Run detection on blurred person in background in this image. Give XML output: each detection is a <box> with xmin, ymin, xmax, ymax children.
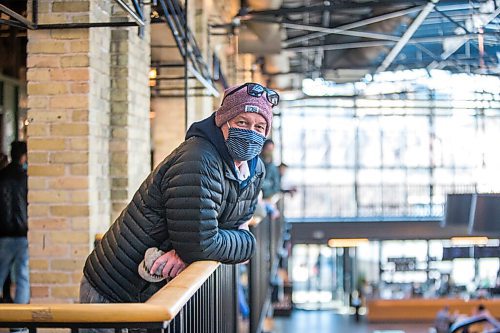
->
<box><xmin>0</xmin><ymin>153</ymin><xmax>8</xmax><ymax>169</ymax></box>
<box><xmin>0</xmin><ymin>141</ymin><xmax>29</xmax><ymax>306</ymax></box>
<box><xmin>260</xmin><ymin>139</ymin><xmax>282</xmax><ymax>220</ymax></box>
<box><xmin>260</xmin><ymin>139</ymin><xmax>281</xmax><ymax>200</ymax></box>
<box><xmin>434</xmin><ymin>306</ymin><xmax>455</xmax><ymax>333</ymax></box>
<box><xmin>277</xmin><ymin>162</ymin><xmax>297</xmax><ymax>196</ymax></box>
<box><xmin>0</xmin><ymin>152</ymin><xmax>12</xmax><ymax>303</ymax></box>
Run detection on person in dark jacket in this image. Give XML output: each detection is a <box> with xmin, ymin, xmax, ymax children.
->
<box><xmin>0</xmin><ymin>141</ymin><xmax>30</xmax><ymax>305</ymax></box>
<box><xmin>260</xmin><ymin>139</ymin><xmax>281</xmax><ymax>200</ymax></box>
<box><xmin>81</xmin><ymin>82</ymin><xmax>279</xmax><ymax>303</ymax></box>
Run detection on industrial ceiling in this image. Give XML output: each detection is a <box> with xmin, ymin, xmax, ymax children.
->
<box><xmin>235</xmin><ymin>0</ymin><xmax>500</xmax><ymax>90</ymax></box>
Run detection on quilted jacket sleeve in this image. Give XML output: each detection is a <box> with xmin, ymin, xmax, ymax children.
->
<box><xmin>163</xmin><ymin>146</ymin><xmax>256</xmax><ymax>264</ymax></box>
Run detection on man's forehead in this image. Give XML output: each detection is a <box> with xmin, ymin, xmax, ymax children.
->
<box><xmin>234</xmin><ymin>113</ymin><xmax>266</xmax><ymax>123</ymax></box>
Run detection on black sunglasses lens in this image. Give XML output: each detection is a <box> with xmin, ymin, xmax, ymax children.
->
<box><xmin>267</xmin><ymin>91</ymin><xmax>279</xmax><ymax>105</ymax></box>
<box><xmin>247</xmin><ymin>83</ymin><xmax>265</xmax><ymax>96</ymax></box>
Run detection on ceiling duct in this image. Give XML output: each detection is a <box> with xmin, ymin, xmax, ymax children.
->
<box><xmin>264</xmin><ymin>53</ymin><xmax>299</xmax><ymax>90</ymax></box>
<box><xmin>238</xmin><ymin>0</ymin><xmax>283</xmax><ymax>55</ymax></box>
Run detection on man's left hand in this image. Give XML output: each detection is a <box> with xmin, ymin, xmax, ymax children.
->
<box><xmin>150</xmin><ymin>249</ymin><xmax>187</xmax><ymax>279</ymax></box>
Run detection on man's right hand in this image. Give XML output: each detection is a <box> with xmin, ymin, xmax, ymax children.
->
<box><xmin>150</xmin><ymin>249</ymin><xmax>187</xmax><ymax>279</ymax></box>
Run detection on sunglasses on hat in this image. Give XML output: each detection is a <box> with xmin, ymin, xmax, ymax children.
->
<box><xmin>221</xmin><ymin>82</ymin><xmax>280</xmax><ymax>107</ymax></box>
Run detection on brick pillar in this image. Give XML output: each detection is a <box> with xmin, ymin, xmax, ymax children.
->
<box><xmin>151</xmin><ymin>97</ymin><xmax>185</xmax><ymax>167</ymax></box>
<box><xmin>109</xmin><ymin>15</ymin><xmax>151</xmax><ymax>221</ymax></box>
<box><xmin>27</xmin><ymin>1</ymin><xmax>151</xmax><ymax>302</ymax></box>
<box><xmin>26</xmin><ymin>0</ymin><xmax>112</xmax><ymax>303</ymax></box>
<box><xmin>192</xmin><ymin>0</ymin><xmax>215</xmax><ymax>123</ymax></box>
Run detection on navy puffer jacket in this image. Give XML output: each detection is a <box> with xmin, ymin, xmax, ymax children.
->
<box><xmin>83</xmin><ymin>113</ymin><xmax>264</xmax><ymax>302</ymax></box>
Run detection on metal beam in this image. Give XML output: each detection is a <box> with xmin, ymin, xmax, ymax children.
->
<box><xmin>0</xmin><ymin>0</ymin><xmax>146</xmax><ymax>30</ymax></box>
<box><xmin>434</xmin><ymin>7</ymin><xmax>470</xmax><ymax>33</ymax></box>
<box><xmin>0</xmin><ymin>18</ymin><xmax>28</xmax><ymax>30</ymax></box>
<box><xmin>284</xmin><ymin>5</ymin><xmax>425</xmax><ymax>47</ymax></box>
<box><xmin>36</xmin><ymin>21</ymin><xmax>141</xmax><ymax>29</ymax></box>
<box><xmin>281</xmin><ymin>21</ymin><xmax>400</xmax><ymax>42</ymax></box>
<box><xmin>284</xmin><ymin>33</ymin><xmax>493</xmax><ymax>52</ymax></box>
<box><xmin>114</xmin><ymin>0</ymin><xmax>145</xmax><ymax>27</ymax></box>
<box><xmin>187</xmin><ymin>62</ymin><xmax>219</xmax><ymax>97</ymax></box>
<box><xmin>245</xmin><ymin>0</ymin><xmax>460</xmax><ymax>16</ymax></box>
<box><xmin>0</xmin><ymin>4</ymin><xmax>35</xmax><ymax>29</ymax></box>
<box><xmin>430</xmin><ymin>6</ymin><xmax>500</xmax><ymax>66</ymax></box>
<box><xmin>376</xmin><ymin>1</ymin><xmax>438</xmax><ymax>73</ymax></box>
<box><xmin>242</xmin><ymin>16</ymin><xmax>400</xmax><ymax>41</ymax></box>
<box><xmin>287</xmin><ymin>40</ymin><xmax>392</xmax><ymax>52</ymax></box>
<box><xmin>156</xmin><ymin>0</ymin><xmax>219</xmax><ymax>98</ymax></box>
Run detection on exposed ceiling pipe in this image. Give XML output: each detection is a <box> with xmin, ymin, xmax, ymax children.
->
<box><xmin>376</xmin><ymin>0</ymin><xmax>439</xmax><ymax>73</ymax></box>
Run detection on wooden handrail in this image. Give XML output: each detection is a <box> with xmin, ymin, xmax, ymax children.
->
<box><xmin>0</xmin><ymin>261</ymin><xmax>219</xmax><ymax>324</ymax></box>
<box><xmin>147</xmin><ymin>260</ymin><xmax>220</xmax><ymax>317</ymax></box>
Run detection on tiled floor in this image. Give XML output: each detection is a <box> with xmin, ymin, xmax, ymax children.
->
<box><xmin>272</xmin><ymin>309</ymin><xmax>433</xmax><ymax>333</ymax></box>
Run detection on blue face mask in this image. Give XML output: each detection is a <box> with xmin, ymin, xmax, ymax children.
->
<box><xmin>22</xmin><ymin>162</ymin><xmax>28</xmax><ymax>171</ymax></box>
<box><xmin>225</xmin><ymin>125</ymin><xmax>266</xmax><ymax>161</ymax></box>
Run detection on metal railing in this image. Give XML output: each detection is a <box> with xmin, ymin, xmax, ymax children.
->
<box><xmin>0</xmin><ymin>261</ymin><xmax>238</xmax><ymax>333</ymax></box>
<box><xmin>249</xmin><ymin>214</ymin><xmax>286</xmax><ymax>333</ymax></box>
<box><xmin>285</xmin><ymin>184</ymin><xmax>481</xmax><ymax>218</ymax></box>
<box><xmin>0</xmin><ymin>215</ymin><xmax>284</xmax><ymax>333</ymax></box>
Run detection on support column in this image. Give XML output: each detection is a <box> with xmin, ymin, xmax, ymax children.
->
<box><xmin>191</xmin><ymin>0</ymin><xmax>214</xmax><ymax>123</ymax></box>
<box><xmin>109</xmin><ymin>17</ymin><xmax>151</xmax><ymax>221</ymax></box>
<box><xmin>27</xmin><ymin>0</ymin><xmax>111</xmax><ymax>302</ymax></box>
<box><xmin>151</xmin><ymin>97</ymin><xmax>184</xmax><ymax>167</ymax></box>
<box><xmin>26</xmin><ymin>0</ymin><xmax>150</xmax><ymax>303</ymax></box>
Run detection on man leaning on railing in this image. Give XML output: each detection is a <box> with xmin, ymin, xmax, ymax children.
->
<box><xmin>81</xmin><ymin>83</ymin><xmax>279</xmax><ymax>305</ymax></box>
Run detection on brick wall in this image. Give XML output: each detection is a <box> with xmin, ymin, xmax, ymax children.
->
<box><xmin>126</xmin><ymin>19</ymin><xmax>151</xmax><ymax>194</ymax></box>
<box><xmin>151</xmin><ymin>97</ymin><xmax>185</xmax><ymax>167</ymax></box>
<box><xmin>109</xmin><ymin>12</ymin><xmax>151</xmax><ymax>220</ymax></box>
<box><xmin>88</xmin><ymin>0</ymin><xmax>111</xmax><ymax>240</ymax></box>
<box><xmin>109</xmin><ymin>29</ymin><xmax>129</xmax><ymax>221</ymax></box>
<box><xmin>27</xmin><ymin>0</ymin><xmax>97</xmax><ymax>302</ymax></box>
<box><xmin>26</xmin><ymin>0</ymin><xmax>150</xmax><ymax>303</ymax></box>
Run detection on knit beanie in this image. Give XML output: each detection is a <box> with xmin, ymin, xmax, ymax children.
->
<box><xmin>215</xmin><ymin>84</ymin><xmax>273</xmax><ymax>135</ymax></box>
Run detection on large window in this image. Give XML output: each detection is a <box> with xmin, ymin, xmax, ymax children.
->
<box><xmin>278</xmin><ymin>72</ymin><xmax>500</xmax><ymax>218</ymax></box>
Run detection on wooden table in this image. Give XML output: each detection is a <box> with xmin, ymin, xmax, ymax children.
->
<box><xmin>367</xmin><ymin>298</ymin><xmax>500</xmax><ymax>322</ymax></box>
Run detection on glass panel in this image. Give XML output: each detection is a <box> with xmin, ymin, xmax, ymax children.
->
<box><xmin>304</xmin><ymin>129</ymin><xmax>329</xmax><ymax>168</ymax></box>
<box><xmin>404</xmin><ymin>117</ymin><xmax>429</xmax><ymax>168</ymax></box>
<box><xmin>451</xmin><ymin>259</ymin><xmax>475</xmax><ymax>286</ymax></box>
<box><xmin>434</xmin><ymin>115</ymin><xmax>479</xmax><ymax>168</ymax></box>
<box><xmin>329</xmin><ymin>117</ymin><xmax>356</xmax><ymax>168</ymax></box>
<box><xmin>358</xmin><ymin>117</ymin><xmax>381</xmax><ymax>168</ymax></box>
<box><xmin>478</xmin><ymin>258</ymin><xmax>500</xmax><ymax>288</ymax></box>
<box><xmin>381</xmin><ymin>116</ymin><xmax>407</xmax><ymax>167</ymax></box>
<box><xmin>279</xmin><ymin>82</ymin><xmax>500</xmax><ymax>218</ymax></box>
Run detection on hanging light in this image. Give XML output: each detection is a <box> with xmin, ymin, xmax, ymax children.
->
<box><xmin>149</xmin><ymin>68</ymin><xmax>157</xmax><ymax>87</ymax></box>
<box><xmin>450</xmin><ymin>237</ymin><xmax>488</xmax><ymax>246</ymax></box>
<box><xmin>327</xmin><ymin>238</ymin><xmax>369</xmax><ymax>248</ymax></box>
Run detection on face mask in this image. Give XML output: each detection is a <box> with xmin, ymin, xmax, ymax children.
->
<box><xmin>225</xmin><ymin>124</ymin><xmax>266</xmax><ymax>161</ymax></box>
<box><xmin>22</xmin><ymin>162</ymin><xmax>28</xmax><ymax>171</ymax></box>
